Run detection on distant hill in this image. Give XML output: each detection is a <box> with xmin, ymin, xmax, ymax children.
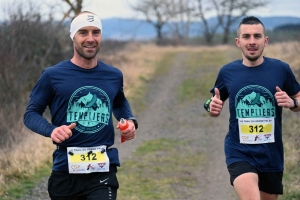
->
<box><xmin>101</xmin><ymin>16</ymin><xmax>300</xmax><ymax>40</ymax></box>
<box><xmin>274</xmin><ymin>24</ymin><xmax>300</xmax><ymax>31</ymax></box>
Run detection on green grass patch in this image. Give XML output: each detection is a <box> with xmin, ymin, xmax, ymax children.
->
<box><xmin>117</xmin><ymin>138</ymin><xmax>206</xmax><ymax>200</ymax></box>
<box><xmin>154</xmin><ymin>52</ymin><xmax>177</xmax><ymax>76</ymax></box>
<box><xmin>0</xmin><ymin>160</ymin><xmax>52</xmax><ymax>200</ymax></box>
<box><xmin>177</xmin><ymin>50</ymin><xmax>229</xmax><ymax>102</ymax></box>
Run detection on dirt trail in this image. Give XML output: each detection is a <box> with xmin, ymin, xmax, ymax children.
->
<box><xmin>120</xmin><ymin>52</ymin><xmax>237</xmax><ymax>199</ymax></box>
<box><xmin>19</xmin><ymin>52</ymin><xmax>237</xmax><ymax>200</ymax></box>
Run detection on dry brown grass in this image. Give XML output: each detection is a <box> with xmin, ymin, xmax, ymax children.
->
<box><xmin>0</xmin><ymin>129</ymin><xmax>54</xmax><ymax>194</ymax></box>
<box><xmin>1</xmin><ymin>41</ymin><xmax>299</xmax><ymax>195</ymax></box>
<box><xmin>99</xmin><ymin>43</ymin><xmax>215</xmax><ymax>96</ymax></box>
<box><xmin>265</xmin><ymin>41</ymin><xmax>300</xmax><ymax>70</ymax></box>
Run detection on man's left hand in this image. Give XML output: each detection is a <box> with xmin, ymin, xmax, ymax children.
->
<box><xmin>116</xmin><ymin>120</ymin><xmax>136</xmax><ymax>141</ymax></box>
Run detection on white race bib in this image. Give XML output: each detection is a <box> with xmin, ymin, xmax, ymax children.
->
<box><xmin>238</xmin><ymin>117</ymin><xmax>275</xmax><ymax>144</ymax></box>
<box><xmin>67</xmin><ymin>145</ymin><xmax>110</xmax><ymax>174</ymax></box>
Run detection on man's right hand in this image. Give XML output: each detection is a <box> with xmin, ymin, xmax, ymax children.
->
<box><xmin>209</xmin><ymin>88</ymin><xmax>223</xmax><ymax>116</ymax></box>
<box><xmin>51</xmin><ymin>123</ymin><xmax>76</xmax><ymax>143</ymax></box>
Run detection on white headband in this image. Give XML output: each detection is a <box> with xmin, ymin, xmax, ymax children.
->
<box><xmin>70</xmin><ymin>13</ymin><xmax>102</xmax><ymax>39</ymax></box>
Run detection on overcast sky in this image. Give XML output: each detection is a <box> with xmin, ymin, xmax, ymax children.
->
<box><xmin>0</xmin><ymin>0</ymin><xmax>299</xmax><ymax>20</ymax></box>
<box><xmin>67</xmin><ymin>0</ymin><xmax>300</xmax><ymax>19</ymax></box>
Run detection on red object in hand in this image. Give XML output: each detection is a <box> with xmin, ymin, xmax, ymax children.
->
<box><xmin>119</xmin><ymin>118</ymin><xmax>129</xmax><ymax>143</ymax></box>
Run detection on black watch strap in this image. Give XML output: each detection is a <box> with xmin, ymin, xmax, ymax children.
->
<box><xmin>290</xmin><ymin>97</ymin><xmax>298</xmax><ymax>110</ymax></box>
<box><xmin>127</xmin><ymin>117</ymin><xmax>138</xmax><ymax>129</ymax></box>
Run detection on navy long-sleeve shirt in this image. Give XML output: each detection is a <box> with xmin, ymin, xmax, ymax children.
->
<box><xmin>24</xmin><ymin>60</ymin><xmax>134</xmax><ymax>171</ymax></box>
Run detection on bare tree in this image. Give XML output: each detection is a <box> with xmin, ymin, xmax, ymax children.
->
<box><xmin>194</xmin><ymin>0</ymin><xmax>220</xmax><ymax>45</ymax></box>
<box><xmin>0</xmin><ymin>1</ymin><xmax>69</xmax><ymax>147</ymax></box>
<box><xmin>130</xmin><ymin>0</ymin><xmax>181</xmax><ymax>44</ymax></box>
<box><xmin>167</xmin><ymin>0</ymin><xmax>194</xmax><ymax>45</ymax></box>
<box><xmin>192</xmin><ymin>0</ymin><xmax>269</xmax><ymax>44</ymax></box>
<box><xmin>212</xmin><ymin>0</ymin><xmax>269</xmax><ymax>44</ymax></box>
<box><xmin>59</xmin><ymin>0</ymin><xmax>84</xmax><ymax>25</ymax></box>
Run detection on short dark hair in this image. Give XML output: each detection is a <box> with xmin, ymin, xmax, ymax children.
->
<box><xmin>237</xmin><ymin>16</ymin><xmax>266</xmax><ymax>36</ymax></box>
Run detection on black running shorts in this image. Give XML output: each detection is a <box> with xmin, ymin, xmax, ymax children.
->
<box><xmin>227</xmin><ymin>162</ymin><xmax>283</xmax><ymax>194</ymax></box>
<box><xmin>48</xmin><ymin>165</ymin><xmax>119</xmax><ymax>200</ymax></box>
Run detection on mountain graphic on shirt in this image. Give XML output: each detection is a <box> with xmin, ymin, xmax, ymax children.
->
<box><xmin>67</xmin><ymin>92</ymin><xmax>109</xmax><ymax>127</ymax></box>
<box><xmin>235</xmin><ymin>85</ymin><xmax>276</xmax><ymax>118</ymax></box>
<box><xmin>67</xmin><ymin>86</ymin><xmax>111</xmax><ymax>133</ymax></box>
<box><xmin>242</xmin><ymin>92</ymin><xmax>263</xmax><ymax>107</ymax></box>
<box><xmin>237</xmin><ymin>91</ymin><xmax>273</xmax><ymax>108</ymax></box>
<box><xmin>69</xmin><ymin>92</ymin><xmax>109</xmax><ymax>114</ymax></box>
<box><xmin>77</xmin><ymin>92</ymin><xmax>100</xmax><ymax>111</ymax></box>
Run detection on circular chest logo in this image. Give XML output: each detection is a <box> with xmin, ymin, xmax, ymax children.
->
<box><xmin>67</xmin><ymin>86</ymin><xmax>110</xmax><ymax>134</ymax></box>
<box><xmin>235</xmin><ymin>85</ymin><xmax>276</xmax><ymax>118</ymax></box>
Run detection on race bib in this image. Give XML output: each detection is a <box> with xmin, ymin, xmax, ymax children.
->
<box><xmin>67</xmin><ymin>145</ymin><xmax>110</xmax><ymax>174</ymax></box>
<box><xmin>238</xmin><ymin>118</ymin><xmax>275</xmax><ymax>144</ymax></box>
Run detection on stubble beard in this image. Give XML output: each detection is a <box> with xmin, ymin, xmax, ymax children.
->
<box><xmin>245</xmin><ymin>54</ymin><xmax>260</xmax><ymax>62</ymax></box>
<box><xmin>75</xmin><ymin>45</ymin><xmax>100</xmax><ymax>60</ymax></box>
<box><xmin>243</xmin><ymin>48</ymin><xmax>264</xmax><ymax>62</ymax></box>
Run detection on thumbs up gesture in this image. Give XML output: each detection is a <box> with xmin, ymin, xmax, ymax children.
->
<box><xmin>210</xmin><ymin>88</ymin><xmax>224</xmax><ymax>116</ymax></box>
<box><xmin>274</xmin><ymin>86</ymin><xmax>294</xmax><ymax>108</ymax></box>
<box><xmin>51</xmin><ymin>123</ymin><xmax>76</xmax><ymax>143</ymax></box>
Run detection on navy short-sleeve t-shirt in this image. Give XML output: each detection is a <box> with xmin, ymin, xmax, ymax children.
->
<box><xmin>210</xmin><ymin>57</ymin><xmax>300</xmax><ymax>172</ymax></box>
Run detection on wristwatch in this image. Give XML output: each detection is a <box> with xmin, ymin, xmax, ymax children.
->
<box><xmin>290</xmin><ymin>97</ymin><xmax>298</xmax><ymax>110</ymax></box>
<box><xmin>204</xmin><ymin>98</ymin><xmax>212</xmax><ymax>112</ymax></box>
<box><xmin>127</xmin><ymin>117</ymin><xmax>138</xmax><ymax>129</ymax></box>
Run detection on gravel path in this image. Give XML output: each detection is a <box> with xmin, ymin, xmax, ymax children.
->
<box><xmin>19</xmin><ymin>52</ymin><xmax>237</xmax><ymax>200</ymax></box>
